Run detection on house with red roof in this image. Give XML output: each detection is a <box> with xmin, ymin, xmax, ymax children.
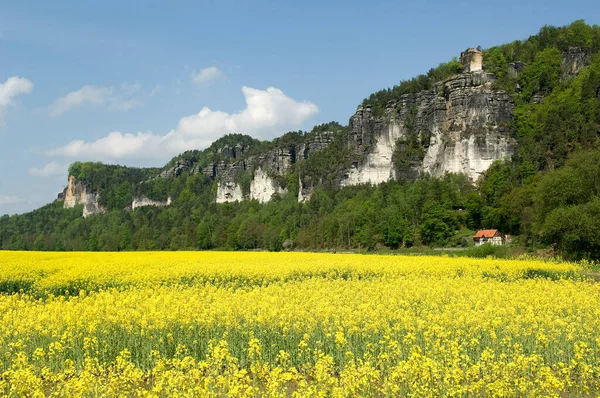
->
<box><xmin>473</xmin><ymin>229</ymin><xmax>505</xmax><ymax>246</ymax></box>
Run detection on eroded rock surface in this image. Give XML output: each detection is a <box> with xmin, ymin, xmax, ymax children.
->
<box><xmin>250</xmin><ymin>168</ymin><xmax>287</xmax><ymax>203</ymax></box>
<box><xmin>132</xmin><ymin>196</ymin><xmax>171</xmax><ymax>210</ymax></box>
<box><xmin>62</xmin><ymin>176</ymin><xmax>107</xmax><ymax>218</ymax></box>
<box><xmin>58</xmin><ymin>48</ymin><xmax>534</xmax><ymax>210</ymax></box>
<box><xmin>562</xmin><ymin>47</ymin><xmax>589</xmax><ymax>80</ymax></box>
<box><xmin>345</xmin><ymin>70</ymin><xmax>515</xmax><ymax>184</ymax></box>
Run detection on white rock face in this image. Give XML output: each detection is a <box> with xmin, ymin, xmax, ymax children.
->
<box><xmin>298</xmin><ymin>176</ymin><xmax>311</xmax><ymax>202</ymax></box>
<box><xmin>344</xmin><ymin>69</ymin><xmax>515</xmax><ymax>189</ymax></box>
<box><xmin>422</xmin><ymin>132</ymin><xmax>511</xmax><ymax>181</ymax></box>
<box><xmin>63</xmin><ymin>176</ymin><xmax>107</xmax><ymax>218</ymax></box>
<box><xmin>347</xmin><ymin>120</ymin><xmax>512</xmax><ymax>186</ymax></box>
<box><xmin>250</xmin><ymin>168</ymin><xmax>286</xmax><ymax>203</ymax></box>
<box><xmin>62</xmin><ymin>176</ymin><xmax>78</xmax><ymax>209</ymax></box>
<box><xmin>132</xmin><ymin>196</ymin><xmax>171</xmax><ymax>210</ymax></box>
<box><xmin>216</xmin><ymin>181</ymin><xmax>244</xmax><ymax>203</ymax></box>
<box><xmin>341</xmin><ymin>120</ymin><xmax>403</xmax><ymax>187</ymax></box>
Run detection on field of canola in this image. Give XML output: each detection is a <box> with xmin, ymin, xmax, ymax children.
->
<box><xmin>0</xmin><ymin>251</ymin><xmax>598</xmax><ymax>397</ymax></box>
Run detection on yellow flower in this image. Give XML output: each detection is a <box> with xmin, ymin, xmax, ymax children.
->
<box><xmin>0</xmin><ymin>251</ymin><xmax>596</xmax><ymax>396</ymax></box>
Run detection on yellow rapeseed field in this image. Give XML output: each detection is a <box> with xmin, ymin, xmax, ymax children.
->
<box><xmin>0</xmin><ymin>251</ymin><xmax>598</xmax><ymax>397</ymax></box>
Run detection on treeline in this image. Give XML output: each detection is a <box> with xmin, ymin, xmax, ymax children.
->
<box><xmin>478</xmin><ymin>149</ymin><xmax>600</xmax><ymax>260</ymax></box>
<box><xmin>5</xmin><ymin>148</ymin><xmax>600</xmax><ymax>259</ymax></box>
<box><xmin>0</xmin><ymin>174</ymin><xmax>476</xmax><ymax>252</ymax></box>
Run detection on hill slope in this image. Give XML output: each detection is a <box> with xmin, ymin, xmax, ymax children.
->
<box><xmin>2</xmin><ymin>20</ymin><xmax>600</xmax><ymax>259</ymax></box>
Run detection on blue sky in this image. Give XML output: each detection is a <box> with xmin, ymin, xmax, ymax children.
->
<box><xmin>1</xmin><ymin>0</ymin><xmax>599</xmax><ymax>215</ymax></box>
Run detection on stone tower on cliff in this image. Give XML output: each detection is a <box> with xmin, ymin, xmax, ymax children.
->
<box><xmin>460</xmin><ymin>48</ymin><xmax>483</xmax><ymax>73</ymax></box>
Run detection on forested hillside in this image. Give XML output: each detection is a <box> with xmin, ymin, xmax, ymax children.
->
<box><xmin>2</xmin><ymin>21</ymin><xmax>600</xmax><ymax>259</ymax></box>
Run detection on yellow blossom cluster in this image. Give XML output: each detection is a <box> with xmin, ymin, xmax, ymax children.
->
<box><xmin>0</xmin><ymin>251</ymin><xmax>597</xmax><ymax>396</ymax></box>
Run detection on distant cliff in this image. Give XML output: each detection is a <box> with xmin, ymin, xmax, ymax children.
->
<box><xmin>60</xmin><ymin>176</ymin><xmax>106</xmax><ymax>218</ymax></box>
<box><xmin>155</xmin><ymin>49</ymin><xmax>513</xmax><ymax>207</ymax></box>
<box><xmin>56</xmin><ymin>42</ymin><xmax>591</xmax><ymax>216</ymax></box>
<box><xmin>343</xmin><ymin>52</ymin><xmax>515</xmax><ymax>186</ymax></box>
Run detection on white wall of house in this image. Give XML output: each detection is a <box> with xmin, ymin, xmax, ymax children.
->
<box><xmin>474</xmin><ymin>236</ymin><xmax>504</xmax><ymax>246</ymax></box>
<box><xmin>491</xmin><ymin>236</ymin><xmax>503</xmax><ymax>246</ymax></box>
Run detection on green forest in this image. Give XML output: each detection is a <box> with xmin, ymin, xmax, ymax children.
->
<box><xmin>2</xmin><ymin>21</ymin><xmax>600</xmax><ymax>260</ymax></box>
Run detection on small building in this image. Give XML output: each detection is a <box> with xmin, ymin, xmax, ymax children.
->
<box><xmin>473</xmin><ymin>229</ymin><xmax>505</xmax><ymax>246</ymax></box>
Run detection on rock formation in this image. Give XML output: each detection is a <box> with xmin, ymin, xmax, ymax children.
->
<box><xmin>341</xmin><ymin>109</ymin><xmax>402</xmax><ymax>186</ymax></box>
<box><xmin>58</xmin><ymin>47</ymin><xmax>542</xmax><ymax>213</ymax></box>
<box><xmin>341</xmin><ymin>65</ymin><xmax>515</xmax><ymax>187</ymax></box>
<box><xmin>561</xmin><ymin>47</ymin><xmax>589</xmax><ymax>80</ymax></box>
<box><xmin>63</xmin><ymin>47</ymin><xmax>517</xmax><ymax>214</ymax></box>
<box><xmin>131</xmin><ymin>196</ymin><xmax>172</xmax><ymax>210</ymax></box>
<box><xmin>159</xmin><ymin>158</ymin><xmax>200</xmax><ymax>178</ymax></box>
<box><xmin>508</xmin><ymin>61</ymin><xmax>525</xmax><ymax>79</ymax></box>
<box><xmin>298</xmin><ymin>131</ymin><xmax>334</xmax><ymax>159</ymax></box>
<box><xmin>61</xmin><ymin>177</ymin><xmax>174</xmax><ymax>216</ymax></box>
<box><xmin>250</xmin><ymin>168</ymin><xmax>287</xmax><ymax>203</ymax></box>
<box><xmin>216</xmin><ymin>180</ymin><xmax>244</xmax><ymax>203</ymax></box>
<box><xmin>460</xmin><ymin>48</ymin><xmax>483</xmax><ymax>73</ymax></box>
<box><xmin>215</xmin><ymin>161</ymin><xmax>246</xmax><ymax>203</ymax></box>
<box><xmin>215</xmin><ymin>147</ymin><xmax>293</xmax><ymax>203</ymax></box>
<box><xmin>61</xmin><ymin>176</ymin><xmax>107</xmax><ymax>218</ymax></box>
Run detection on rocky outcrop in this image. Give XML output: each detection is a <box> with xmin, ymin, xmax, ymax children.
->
<box><xmin>218</xmin><ymin>144</ymin><xmax>245</xmax><ymax>160</ymax></box>
<box><xmin>422</xmin><ymin>73</ymin><xmax>515</xmax><ymax>180</ymax></box>
<box><xmin>561</xmin><ymin>47</ymin><xmax>589</xmax><ymax>81</ymax></box>
<box><xmin>58</xmin><ymin>48</ymin><xmax>521</xmax><ymax>210</ymax></box>
<box><xmin>215</xmin><ymin>161</ymin><xmax>246</xmax><ymax>203</ymax></box>
<box><xmin>215</xmin><ymin>147</ymin><xmax>293</xmax><ymax>203</ymax></box>
<box><xmin>341</xmin><ymin>112</ymin><xmax>401</xmax><ymax>186</ymax></box>
<box><xmin>216</xmin><ymin>181</ymin><xmax>244</xmax><ymax>203</ymax></box>
<box><xmin>159</xmin><ymin>158</ymin><xmax>200</xmax><ymax>178</ymax></box>
<box><xmin>344</xmin><ymin>68</ymin><xmax>515</xmax><ymax>184</ymax></box>
<box><xmin>298</xmin><ymin>176</ymin><xmax>318</xmax><ymax>202</ymax></box>
<box><xmin>298</xmin><ymin>131</ymin><xmax>334</xmax><ymax>159</ymax></box>
<box><xmin>250</xmin><ymin>168</ymin><xmax>287</xmax><ymax>203</ymax></box>
<box><xmin>132</xmin><ymin>196</ymin><xmax>171</xmax><ymax>210</ymax></box>
<box><xmin>62</xmin><ymin>176</ymin><xmax>107</xmax><ymax>218</ymax></box>
<box><xmin>508</xmin><ymin>61</ymin><xmax>525</xmax><ymax>79</ymax></box>
<box><xmin>461</xmin><ymin>48</ymin><xmax>483</xmax><ymax>73</ymax></box>
<box><xmin>256</xmin><ymin>147</ymin><xmax>294</xmax><ymax>174</ymax></box>
<box><xmin>246</xmin><ymin>148</ymin><xmax>293</xmax><ymax>203</ymax></box>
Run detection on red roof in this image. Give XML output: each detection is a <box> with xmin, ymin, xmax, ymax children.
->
<box><xmin>473</xmin><ymin>229</ymin><xmax>500</xmax><ymax>238</ymax></box>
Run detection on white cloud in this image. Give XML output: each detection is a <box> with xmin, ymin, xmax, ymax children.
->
<box><xmin>0</xmin><ymin>194</ymin><xmax>21</xmax><ymax>205</ymax></box>
<box><xmin>178</xmin><ymin>87</ymin><xmax>318</xmax><ymax>137</ymax></box>
<box><xmin>192</xmin><ymin>66</ymin><xmax>222</xmax><ymax>85</ymax></box>
<box><xmin>46</xmin><ymin>86</ymin><xmax>318</xmax><ymax>162</ymax></box>
<box><xmin>29</xmin><ymin>161</ymin><xmax>67</xmax><ymax>177</ymax></box>
<box><xmin>0</xmin><ymin>76</ymin><xmax>33</xmax><ymax>125</ymax></box>
<box><xmin>47</xmin><ymin>131</ymin><xmax>173</xmax><ymax>160</ymax></box>
<box><xmin>48</xmin><ymin>83</ymin><xmax>142</xmax><ymax>116</ymax></box>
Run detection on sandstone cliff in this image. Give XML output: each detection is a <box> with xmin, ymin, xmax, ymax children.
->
<box><xmin>62</xmin><ymin>176</ymin><xmax>107</xmax><ymax>218</ymax></box>
<box><xmin>60</xmin><ymin>48</ymin><xmax>519</xmax><ymax>215</ymax></box>
<box><xmin>340</xmin><ymin>50</ymin><xmax>515</xmax><ymax>188</ymax></box>
<box><xmin>131</xmin><ymin>196</ymin><xmax>171</xmax><ymax>210</ymax></box>
<box><xmin>215</xmin><ymin>146</ymin><xmax>295</xmax><ymax>203</ymax></box>
<box><xmin>561</xmin><ymin>46</ymin><xmax>590</xmax><ymax>80</ymax></box>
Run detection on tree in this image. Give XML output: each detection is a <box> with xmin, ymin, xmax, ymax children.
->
<box><xmin>420</xmin><ymin>202</ymin><xmax>458</xmax><ymax>246</ymax></box>
<box><xmin>197</xmin><ymin>220</ymin><xmax>213</xmax><ymax>250</ymax></box>
<box><xmin>519</xmin><ymin>47</ymin><xmax>562</xmax><ymax>101</ymax></box>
